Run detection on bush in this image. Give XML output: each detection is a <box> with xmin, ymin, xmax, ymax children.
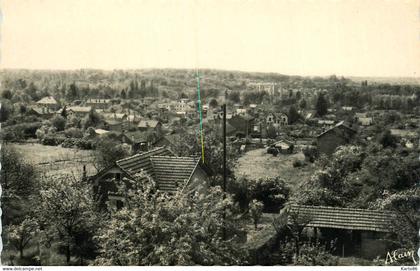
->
<box><xmin>41</xmin><ymin>135</ymin><xmax>65</xmax><ymax>146</ymax></box>
<box><xmin>303</xmin><ymin>146</ymin><xmax>319</xmax><ymax>163</ymax></box>
<box><xmin>0</xmin><ymin>122</ymin><xmax>42</xmax><ymax>141</ymax></box>
<box><xmin>51</xmin><ymin>115</ymin><xmax>66</xmax><ymax>131</ymax></box>
<box><xmin>64</xmin><ymin>128</ymin><xmax>83</xmax><ymax>138</ymax></box>
<box><xmin>61</xmin><ymin>138</ymin><xmax>95</xmax><ymax>150</ymax></box>
<box><xmin>296</xmin><ymin>241</ymin><xmax>339</xmax><ymax>266</ymax></box>
<box><xmin>249</xmin><ymin>200</ymin><xmax>264</xmax><ymax>229</ymax></box>
<box><xmin>229</xmin><ymin>177</ymin><xmax>290</xmax><ymax>212</ymax></box>
<box><xmin>293</xmin><ymin>159</ymin><xmax>306</xmax><ymax>168</ymax></box>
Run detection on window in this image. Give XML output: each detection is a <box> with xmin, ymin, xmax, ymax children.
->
<box><xmin>115</xmin><ymin>173</ymin><xmax>121</xmax><ymax>181</ymax></box>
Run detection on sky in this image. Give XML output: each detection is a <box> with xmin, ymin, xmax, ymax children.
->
<box><xmin>1</xmin><ymin>0</ymin><xmax>419</xmax><ymax>77</ymax></box>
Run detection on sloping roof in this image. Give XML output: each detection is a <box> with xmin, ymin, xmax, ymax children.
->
<box><xmin>317</xmin><ymin>121</ymin><xmax>356</xmax><ymax>138</ymax></box>
<box><xmin>150</xmin><ymin>156</ymin><xmax>200</xmax><ymax>192</ymax></box>
<box><xmin>94</xmin><ymin>129</ymin><xmax>109</xmax><ymax>135</ymax></box>
<box><xmin>116</xmin><ymin>147</ymin><xmax>174</xmax><ymax>176</ymax></box>
<box><xmin>36</xmin><ymin>96</ymin><xmax>57</xmax><ymax>105</ymax></box>
<box><xmin>67</xmin><ymin>106</ymin><xmax>92</xmax><ymax>113</ymax></box>
<box><xmin>138</xmin><ymin>119</ymin><xmax>160</xmax><ymax>128</ymax></box>
<box><xmin>29</xmin><ymin>106</ymin><xmax>53</xmax><ymax>115</ymax></box>
<box><xmin>288</xmin><ymin>205</ymin><xmax>395</xmax><ymax>232</ymax></box>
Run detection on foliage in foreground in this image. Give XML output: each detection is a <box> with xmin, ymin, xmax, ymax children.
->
<box><xmin>94</xmin><ymin>178</ymin><xmax>247</xmax><ymax>265</ymax></box>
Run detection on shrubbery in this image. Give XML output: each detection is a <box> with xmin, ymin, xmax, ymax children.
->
<box><xmin>61</xmin><ymin>138</ymin><xmax>95</xmax><ymax>150</ymax></box>
<box><xmin>303</xmin><ymin>146</ymin><xmax>319</xmax><ymax>163</ymax></box>
<box><xmin>41</xmin><ymin>135</ymin><xmax>66</xmax><ymax>146</ymax></box>
<box><xmin>229</xmin><ymin>177</ymin><xmax>290</xmax><ymax>212</ymax></box>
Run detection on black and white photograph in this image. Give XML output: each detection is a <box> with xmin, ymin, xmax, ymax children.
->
<box><xmin>0</xmin><ymin>0</ymin><xmax>419</xmax><ymax>269</ymax></box>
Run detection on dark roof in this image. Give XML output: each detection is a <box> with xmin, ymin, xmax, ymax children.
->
<box><xmin>288</xmin><ymin>205</ymin><xmax>395</xmax><ymax>232</ymax></box>
<box><xmin>317</xmin><ymin>121</ymin><xmax>356</xmax><ymax>138</ymax></box>
<box><xmin>150</xmin><ymin>156</ymin><xmax>200</xmax><ymax>192</ymax></box>
<box><xmin>116</xmin><ymin>147</ymin><xmax>174</xmax><ymax>176</ymax></box>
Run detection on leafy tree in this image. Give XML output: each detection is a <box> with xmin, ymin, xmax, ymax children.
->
<box><xmin>229</xmin><ymin>177</ymin><xmax>289</xmax><ymax>212</ymax></box>
<box><xmin>2</xmin><ymin>89</ymin><xmax>13</xmax><ymax>99</ymax></box>
<box><xmin>179</xmin><ymin>92</ymin><xmax>188</xmax><ymax>99</ymax></box>
<box><xmin>6</xmin><ymin>217</ymin><xmax>39</xmax><ymax>258</ymax></box>
<box><xmin>94</xmin><ymin>178</ymin><xmax>247</xmax><ymax>265</ymax></box>
<box><xmin>51</xmin><ymin>115</ymin><xmax>66</xmax><ymax>131</ymax></box>
<box><xmin>66</xmin><ymin>82</ymin><xmax>79</xmax><ymax>101</ymax></box>
<box><xmin>60</xmin><ymin>105</ymin><xmax>68</xmax><ymax>119</ymax></box>
<box><xmin>228</xmin><ymin>91</ymin><xmax>240</xmax><ymax>103</ymax></box>
<box><xmin>95</xmin><ymin>137</ymin><xmax>129</xmax><ymax>169</ymax></box>
<box><xmin>37</xmin><ymin>175</ymin><xmax>99</xmax><ymax>264</ymax></box>
<box><xmin>209</xmin><ymin>98</ymin><xmax>218</xmax><ymax>108</ymax></box>
<box><xmin>373</xmin><ymin>189</ymin><xmax>419</xmax><ymax>251</ymax></box>
<box><xmin>120</xmin><ymin>89</ymin><xmax>127</xmax><ymax>99</ymax></box>
<box><xmin>296</xmin><ymin>146</ymin><xmax>364</xmax><ymax>207</ymax></box>
<box><xmin>315</xmin><ymin>93</ymin><xmax>328</xmax><ymax>117</ymax></box>
<box><xmin>378</xmin><ymin>129</ymin><xmax>398</xmax><ymax>148</ymax></box>
<box><xmin>0</xmin><ymin>145</ymin><xmax>38</xmax><ymax>225</ymax></box>
<box><xmin>82</xmin><ymin>109</ymin><xmax>102</xmax><ymax>129</ymax></box>
<box><xmin>249</xmin><ymin>200</ymin><xmax>264</xmax><ymax>229</ymax></box>
<box><xmin>288</xmin><ymin>106</ymin><xmax>301</xmax><ymax>124</ymax></box>
<box><xmin>273</xmin><ymin>205</ymin><xmax>313</xmax><ymax>259</ymax></box>
<box><xmin>267</xmin><ymin>124</ymin><xmax>277</xmax><ymax>139</ymax></box>
<box><xmin>299</xmin><ymin>98</ymin><xmax>307</xmax><ymax>110</ymax></box>
<box><xmin>0</xmin><ymin>100</ymin><xmax>14</xmax><ymax>122</ymax></box>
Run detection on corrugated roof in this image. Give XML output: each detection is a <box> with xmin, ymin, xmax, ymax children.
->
<box><xmin>288</xmin><ymin>205</ymin><xmax>395</xmax><ymax>232</ymax></box>
<box><xmin>150</xmin><ymin>156</ymin><xmax>200</xmax><ymax>192</ymax></box>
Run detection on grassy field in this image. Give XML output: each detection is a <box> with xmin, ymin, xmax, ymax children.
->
<box><xmin>9</xmin><ymin>143</ymin><xmax>98</xmax><ymax>179</ymax></box>
<box><xmin>233</xmin><ymin>148</ymin><xmax>315</xmax><ymax>191</ymax></box>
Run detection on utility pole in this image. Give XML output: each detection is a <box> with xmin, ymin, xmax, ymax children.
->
<box><xmin>222</xmin><ymin>90</ymin><xmax>227</xmax><ymax>240</ymax></box>
<box><xmin>223</xmin><ymin>103</ymin><xmax>227</xmax><ymax>193</ymax></box>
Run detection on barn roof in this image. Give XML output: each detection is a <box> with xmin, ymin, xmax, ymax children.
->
<box><xmin>116</xmin><ymin>147</ymin><xmax>174</xmax><ymax>176</ymax></box>
<box><xmin>101</xmin><ymin>147</ymin><xmax>208</xmax><ymax>193</ymax></box>
<box><xmin>317</xmin><ymin>121</ymin><xmax>356</xmax><ymax>138</ymax></box>
<box><xmin>288</xmin><ymin>205</ymin><xmax>395</xmax><ymax>232</ymax></box>
<box><xmin>150</xmin><ymin>156</ymin><xmax>200</xmax><ymax>192</ymax></box>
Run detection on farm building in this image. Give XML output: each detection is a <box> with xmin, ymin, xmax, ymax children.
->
<box><xmin>36</xmin><ymin>96</ymin><xmax>60</xmax><ymax>110</ymax></box>
<box><xmin>90</xmin><ymin>147</ymin><xmax>210</xmax><ymax>210</ymax></box>
<box><xmin>317</xmin><ymin>121</ymin><xmax>356</xmax><ymax>155</ymax></box>
<box><xmin>286</xmin><ymin>205</ymin><xmax>396</xmax><ymax>259</ymax></box>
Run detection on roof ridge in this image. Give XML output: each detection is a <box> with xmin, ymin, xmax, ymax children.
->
<box><xmin>151</xmin><ymin>155</ymin><xmax>199</xmax><ymax>160</ymax></box>
<box><xmin>290</xmin><ymin>204</ymin><xmax>394</xmax><ymax>214</ymax></box>
<box><xmin>116</xmin><ymin>147</ymin><xmax>166</xmax><ymax>163</ymax></box>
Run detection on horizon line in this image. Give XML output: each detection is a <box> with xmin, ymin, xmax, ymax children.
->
<box><xmin>1</xmin><ymin>67</ymin><xmax>419</xmax><ymax>80</ymax></box>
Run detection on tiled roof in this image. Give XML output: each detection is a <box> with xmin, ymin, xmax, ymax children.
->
<box><xmin>150</xmin><ymin>156</ymin><xmax>200</xmax><ymax>192</ymax></box>
<box><xmin>288</xmin><ymin>205</ymin><xmax>395</xmax><ymax>232</ymax></box>
<box><xmin>116</xmin><ymin>147</ymin><xmax>174</xmax><ymax>176</ymax></box>
<box><xmin>114</xmin><ymin>147</ymin><xmax>205</xmax><ymax>193</ymax></box>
